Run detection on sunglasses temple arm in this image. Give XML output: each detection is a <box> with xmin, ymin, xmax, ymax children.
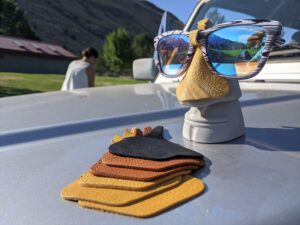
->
<box><xmin>274</xmin><ymin>37</ymin><xmax>285</xmax><ymax>47</ymax></box>
<box><xmin>187</xmin><ymin>45</ymin><xmax>195</xmax><ymax>55</ymax></box>
<box><xmin>250</xmin><ymin>48</ymin><xmax>264</xmax><ymax>62</ymax></box>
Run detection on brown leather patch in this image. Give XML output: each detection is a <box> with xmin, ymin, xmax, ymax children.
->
<box><xmin>90</xmin><ymin>161</ymin><xmax>198</xmax><ymax>181</ymax></box>
<box><xmin>102</xmin><ymin>152</ymin><xmax>204</xmax><ymax>171</ymax></box>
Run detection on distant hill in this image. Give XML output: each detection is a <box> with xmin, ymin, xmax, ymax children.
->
<box><xmin>15</xmin><ymin>0</ymin><xmax>183</xmax><ymax>55</ymax></box>
<box><xmin>0</xmin><ymin>0</ymin><xmax>39</xmax><ymax>40</ymax></box>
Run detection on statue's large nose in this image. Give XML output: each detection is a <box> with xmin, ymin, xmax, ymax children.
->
<box><xmin>176</xmin><ymin>19</ymin><xmax>229</xmax><ymax>102</ymax></box>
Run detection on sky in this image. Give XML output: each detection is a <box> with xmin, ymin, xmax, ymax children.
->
<box><xmin>148</xmin><ymin>0</ymin><xmax>198</xmax><ymax>24</ymax></box>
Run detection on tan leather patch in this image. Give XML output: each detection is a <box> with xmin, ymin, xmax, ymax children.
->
<box><xmin>78</xmin><ymin>175</ymin><xmax>205</xmax><ymax>218</ymax></box>
<box><xmin>102</xmin><ymin>152</ymin><xmax>204</xmax><ymax>171</ymax></box>
<box><xmin>176</xmin><ymin>44</ymin><xmax>229</xmax><ymax>101</ymax></box>
<box><xmin>79</xmin><ymin>170</ymin><xmax>191</xmax><ymax>190</ymax></box>
<box><xmin>61</xmin><ymin>176</ymin><xmax>181</xmax><ymax>206</ymax></box>
<box><xmin>90</xmin><ymin>160</ymin><xmax>198</xmax><ymax>181</ymax></box>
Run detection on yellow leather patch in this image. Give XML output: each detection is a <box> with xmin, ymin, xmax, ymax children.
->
<box><xmin>78</xmin><ymin>175</ymin><xmax>205</xmax><ymax>218</ymax></box>
<box><xmin>197</xmin><ymin>18</ymin><xmax>211</xmax><ymax>31</ymax></box>
<box><xmin>79</xmin><ymin>170</ymin><xmax>191</xmax><ymax>191</ymax></box>
<box><xmin>112</xmin><ymin>135</ymin><xmax>123</xmax><ymax>143</ymax></box>
<box><xmin>130</xmin><ymin>128</ymin><xmax>143</xmax><ymax>136</ymax></box>
<box><xmin>124</xmin><ymin>129</ymin><xmax>135</xmax><ymax>138</ymax></box>
<box><xmin>112</xmin><ymin>127</ymin><xmax>152</xmax><ymax>143</ymax></box>
<box><xmin>61</xmin><ymin>176</ymin><xmax>181</xmax><ymax>206</ymax></box>
<box><xmin>176</xmin><ymin>19</ymin><xmax>229</xmax><ymax>102</ymax></box>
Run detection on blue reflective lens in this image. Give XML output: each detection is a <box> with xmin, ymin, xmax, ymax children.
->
<box><xmin>158</xmin><ymin>34</ymin><xmax>190</xmax><ymax>76</ymax></box>
<box><xmin>206</xmin><ymin>25</ymin><xmax>266</xmax><ymax>78</ymax></box>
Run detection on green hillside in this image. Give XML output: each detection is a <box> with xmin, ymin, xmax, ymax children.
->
<box><xmin>14</xmin><ymin>0</ymin><xmax>183</xmax><ymax>54</ymax></box>
<box><xmin>0</xmin><ymin>0</ymin><xmax>39</xmax><ymax>39</ymax></box>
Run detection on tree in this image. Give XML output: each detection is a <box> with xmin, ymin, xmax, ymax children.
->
<box><xmin>94</xmin><ymin>46</ymin><xmax>108</xmax><ymax>74</ymax></box>
<box><xmin>102</xmin><ymin>27</ymin><xmax>133</xmax><ymax>72</ymax></box>
<box><xmin>0</xmin><ymin>0</ymin><xmax>39</xmax><ymax>40</ymax></box>
<box><xmin>207</xmin><ymin>8</ymin><xmax>225</xmax><ymax>25</ymax></box>
<box><xmin>131</xmin><ymin>33</ymin><xmax>153</xmax><ymax>59</ymax></box>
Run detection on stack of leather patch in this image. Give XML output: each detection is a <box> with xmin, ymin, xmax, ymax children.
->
<box><xmin>61</xmin><ymin>126</ymin><xmax>206</xmax><ymax>218</ymax></box>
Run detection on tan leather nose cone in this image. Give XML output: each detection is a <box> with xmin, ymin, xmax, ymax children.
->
<box><xmin>102</xmin><ymin>152</ymin><xmax>204</xmax><ymax>171</ymax></box>
<box><xmin>176</xmin><ymin>19</ymin><xmax>229</xmax><ymax>102</ymax></box>
<box><xmin>90</xmin><ymin>160</ymin><xmax>198</xmax><ymax>181</ymax></box>
<box><xmin>79</xmin><ymin>170</ymin><xmax>191</xmax><ymax>191</ymax></box>
<box><xmin>79</xmin><ymin>175</ymin><xmax>205</xmax><ymax>218</ymax></box>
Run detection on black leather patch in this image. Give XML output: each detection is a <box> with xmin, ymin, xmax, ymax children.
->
<box><xmin>109</xmin><ymin>136</ymin><xmax>204</xmax><ymax>160</ymax></box>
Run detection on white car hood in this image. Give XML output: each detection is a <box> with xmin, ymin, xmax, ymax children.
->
<box><xmin>0</xmin><ymin>82</ymin><xmax>299</xmax><ymax>225</ymax></box>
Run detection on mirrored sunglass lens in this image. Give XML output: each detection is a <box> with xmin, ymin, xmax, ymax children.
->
<box><xmin>157</xmin><ymin>34</ymin><xmax>189</xmax><ymax>76</ymax></box>
<box><xmin>206</xmin><ymin>25</ymin><xmax>266</xmax><ymax>78</ymax></box>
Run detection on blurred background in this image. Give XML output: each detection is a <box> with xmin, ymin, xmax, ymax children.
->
<box><xmin>0</xmin><ymin>0</ymin><xmax>196</xmax><ymax>97</ymax></box>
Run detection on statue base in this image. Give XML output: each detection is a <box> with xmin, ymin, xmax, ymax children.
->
<box><xmin>181</xmin><ymin>80</ymin><xmax>245</xmax><ymax>143</ymax></box>
<box><xmin>183</xmin><ymin>101</ymin><xmax>245</xmax><ymax>143</ymax></box>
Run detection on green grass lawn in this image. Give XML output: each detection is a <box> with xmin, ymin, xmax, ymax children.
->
<box><xmin>211</xmin><ymin>48</ymin><xmax>260</xmax><ymax>57</ymax></box>
<box><xmin>0</xmin><ymin>72</ymin><xmax>147</xmax><ymax>97</ymax></box>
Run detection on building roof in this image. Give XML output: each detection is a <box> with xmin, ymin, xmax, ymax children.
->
<box><xmin>0</xmin><ymin>35</ymin><xmax>76</xmax><ymax>59</ymax></box>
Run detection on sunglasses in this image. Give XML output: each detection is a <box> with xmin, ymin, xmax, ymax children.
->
<box><xmin>154</xmin><ymin>19</ymin><xmax>284</xmax><ymax>79</ymax></box>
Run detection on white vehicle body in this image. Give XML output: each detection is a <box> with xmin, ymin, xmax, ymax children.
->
<box><xmin>0</xmin><ymin>1</ymin><xmax>299</xmax><ymax>225</ymax></box>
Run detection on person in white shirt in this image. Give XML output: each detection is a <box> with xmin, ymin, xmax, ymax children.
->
<box><xmin>61</xmin><ymin>47</ymin><xmax>98</xmax><ymax>90</ymax></box>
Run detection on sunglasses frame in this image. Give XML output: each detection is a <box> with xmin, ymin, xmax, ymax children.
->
<box><xmin>154</xmin><ymin>19</ymin><xmax>284</xmax><ymax>79</ymax></box>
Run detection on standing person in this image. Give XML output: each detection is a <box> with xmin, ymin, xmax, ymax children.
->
<box><xmin>61</xmin><ymin>47</ymin><xmax>98</xmax><ymax>90</ymax></box>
